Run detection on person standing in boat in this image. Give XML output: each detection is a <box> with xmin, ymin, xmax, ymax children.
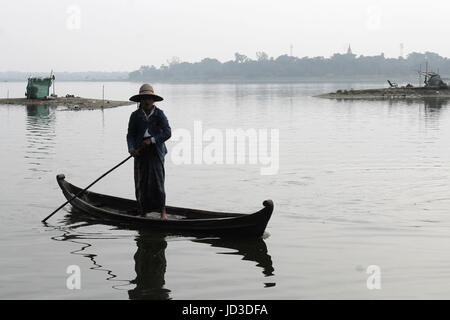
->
<box><xmin>127</xmin><ymin>84</ymin><xmax>171</xmax><ymax>220</ymax></box>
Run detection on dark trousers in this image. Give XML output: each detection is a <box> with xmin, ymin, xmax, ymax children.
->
<box><xmin>134</xmin><ymin>144</ymin><xmax>166</xmax><ymax>213</ymax></box>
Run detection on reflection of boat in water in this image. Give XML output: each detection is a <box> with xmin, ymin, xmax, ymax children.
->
<box><xmin>193</xmin><ymin>236</ymin><xmax>275</xmax><ymax>284</ymax></box>
<box><xmin>49</xmin><ymin>211</ymin><xmax>275</xmax><ymax>299</ymax></box>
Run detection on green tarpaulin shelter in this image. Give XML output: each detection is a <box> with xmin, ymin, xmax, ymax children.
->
<box><xmin>26</xmin><ymin>77</ymin><xmax>53</xmax><ymax>99</ymax></box>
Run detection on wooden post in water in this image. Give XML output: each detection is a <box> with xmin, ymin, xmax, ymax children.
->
<box><xmin>102</xmin><ymin>85</ymin><xmax>105</xmax><ymax>108</ymax></box>
<box><xmin>419</xmin><ymin>64</ymin><xmax>421</xmax><ymax>87</ymax></box>
<box><xmin>51</xmin><ymin>69</ymin><xmax>55</xmax><ymax>96</ymax></box>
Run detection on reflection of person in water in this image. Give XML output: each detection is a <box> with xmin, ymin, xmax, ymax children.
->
<box><xmin>194</xmin><ymin>237</ymin><xmax>275</xmax><ymax>282</ymax></box>
<box><xmin>128</xmin><ymin>233</ymin><xmax>170</xmax><ymax>300</ymax></box>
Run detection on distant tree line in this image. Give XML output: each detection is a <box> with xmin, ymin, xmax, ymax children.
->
<box><xmin>129</xmin><ymin>51</ymin><xmax>450</xmax><ymax>82</ymax></box>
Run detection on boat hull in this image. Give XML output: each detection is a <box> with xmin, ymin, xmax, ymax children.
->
<box><xmin>56</xmin><ymin>174</ymin><xmax>274</xmax><ymax>237</ymax></box>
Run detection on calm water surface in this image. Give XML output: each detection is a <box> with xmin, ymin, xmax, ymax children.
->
<box><xmin>1</xmin><ymin>81</ymin><xmax>450</xmax><ymax>299</ymax></box>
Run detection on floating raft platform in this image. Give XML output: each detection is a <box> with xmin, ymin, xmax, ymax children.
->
<box><xmin>0</xmin><ymin>97</ymin><xmax>135</xmax><ymax>110</ymax></box>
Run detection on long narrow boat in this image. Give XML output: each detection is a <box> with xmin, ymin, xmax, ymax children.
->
<box><xmin>56</xmin><ymin>174</ymin><xmax>274</xmax><ymax>237</ymax></box>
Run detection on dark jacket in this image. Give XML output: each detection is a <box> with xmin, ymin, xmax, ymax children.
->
<box><xmin>127</xmin><ymin>107</ymin><xmax>171</xmax><ymax>161</ymax></box>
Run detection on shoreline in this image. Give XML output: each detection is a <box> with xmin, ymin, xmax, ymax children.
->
<box><xmin>0</xmin><ymin>97</ymin><xmax>135</xmax><ymax>110</ymax></box>
<box><xmin>316</xmin><ymin>86</ymin><xmax>450</xmax><ymax>100</ymax></box>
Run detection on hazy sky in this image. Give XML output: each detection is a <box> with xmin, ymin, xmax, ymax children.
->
<box><xmin>1</xmin><ymin>0</ymin><xmax>450</xmax><ymax>72</ymax></box>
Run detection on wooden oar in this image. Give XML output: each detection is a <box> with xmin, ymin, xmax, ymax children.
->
<box><xmin>42</xmin><ymin>154</ymin><xmax>134</xmax><ymax>222</ymax></box>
